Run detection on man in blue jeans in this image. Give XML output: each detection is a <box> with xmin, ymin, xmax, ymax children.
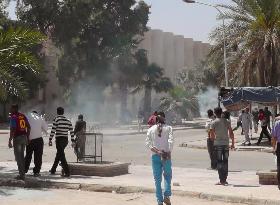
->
<box><xmin>8</xmin><ymin>104</ymin><xmax>31</xmax><ymax>180</ymax></box>
<box><xmin>146</xmin><ymin>112</ymin><xmax>173</xmax><ymax>205</ymax></box>
<box><xmin>210</xmin><ymin>107</ymin><xmax>235</xmax><ymax>185</ymax></box>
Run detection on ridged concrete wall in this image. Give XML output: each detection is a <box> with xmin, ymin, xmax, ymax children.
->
<box><xmin>139</xmin><ymin>29</ymin><xmax>210</xmax><ymax>81</ymax></box>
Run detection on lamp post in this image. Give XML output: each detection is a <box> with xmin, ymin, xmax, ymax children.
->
<box><xmin>183</xmin><ymin>0</ymin><xmax>229</xmax><ymax>87</ymax></box>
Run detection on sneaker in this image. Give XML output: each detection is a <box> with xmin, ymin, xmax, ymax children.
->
<box><xmin>33</xmin><ymin>173</ymin><xmax>41</xmax><ymax>177</ymax></box>
<box><xmin>163</xmin><ymin>197</ymin><xmax>171</xmax><ymax>205</ymax></box>
<box><xmin>224</xmin><ymin>181</ymin><xmax>229</xmax><ymax>186</ymax></box>
<box><xmin>247</xmin><ymin>143</ymin><xmax>251</xmax><ymax>146</ymax></box>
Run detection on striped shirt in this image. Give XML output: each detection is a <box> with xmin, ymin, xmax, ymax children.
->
<box><xmin>49</xmin><ymin>115</ymin><xmax>74</xmax><ymax>141</ymax></box>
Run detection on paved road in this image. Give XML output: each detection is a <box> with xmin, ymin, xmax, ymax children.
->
<box><xmin>0</xmin><ymin>187</ymin><xmax>247</xmax><ymax>205</ymax></box>
<box><xmin>0</xmin><ymin>128</ymin><xmax>275</xmax><ymax>171</ymax></box>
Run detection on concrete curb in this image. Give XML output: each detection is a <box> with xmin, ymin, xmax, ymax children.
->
<box><xmin>104</xmin><ymin>126</ymin><xmax>204</xmax><ymax>137</ymax></box>
<box><xmin>179</xmin><ymin>143</ymin><xmax>273</xmax><ymax>153</ymax></box>
<box><xmin>0</xmin><ymin>177</ymin><xmax>279</xmax><ymax>205</ymax></box>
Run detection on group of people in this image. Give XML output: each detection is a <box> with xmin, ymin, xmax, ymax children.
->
<box><xmin>234</xmin><ymin>107</ymin><xmax>272</xmax><ymax>146</ymax></box>
<box><xmin>8</xmin><ymin>104</ymin><xmax>86</xmax><ymax>180</ymax></box>
<box><xmin>146</xmin><ymin>108</ymin><xmax>236</xmax><ymax>205</ymax></box>
<box><xmin>206</xmin><ymin>106</ymin><xmax>280</xmax><ymax>191</ymax></box>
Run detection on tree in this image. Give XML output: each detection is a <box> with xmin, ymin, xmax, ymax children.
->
<box><xmin>17</xmin><ymin>0</ymin><xmax>150</xmax><ymax>97</ymax></box>
<box><xmin>209</xmin><ymin>0</ymin><xmax>280</xmax><ymax>86</ymax></box>
<box><xmin>0</xmin><ymin>27</ymin><xmax>45</xmax><ymax>101</ymax></box>
<box><xmin>133</xmin><ymin>50</ymin><xmax>173</xmax><ymax>120</ymax></box>
<box><xmin>159</xmin><ymin>86</ymin><xmax>199</xmax><ymax>121</ymax></box>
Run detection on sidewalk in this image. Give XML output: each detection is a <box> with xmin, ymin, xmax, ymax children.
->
<box><xmin>181</xmin><ymin>129</ymin><xmax>274</xmax><ymax>153</ymax></box>
<box><xmin>0</xmin><ymin>161</ymin><xmax>279</xmax><ymax>205</ymax></box>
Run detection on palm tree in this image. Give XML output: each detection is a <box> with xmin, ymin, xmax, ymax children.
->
<box><xmin>159</xmin><ymin>86</ymin><xmax>199</xmax><ymax>121</ymax></box>
<box><xmin>209</xmin><ymin>0</ymin><xmax>280</xmax><ymax>86</ymax></box>
<box><xmin>0</xmin><ymin>27</ymin><xmax>45</xmax><ymax>100</ymax></box>
<box><xmin>133</xmin><ymin>50</ymin><xmax>173</xmax><ymax>120</ymax></box>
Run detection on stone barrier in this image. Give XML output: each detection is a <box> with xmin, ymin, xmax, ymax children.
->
<box><xmin>256</xmin><ymin>171</ymin><xmax>278</xmax><ymax>185</ymax></box>
<box><xmin>68</xmin><ymin>162</ymin><xmax>131</xmax><ymax>177</ymax></box>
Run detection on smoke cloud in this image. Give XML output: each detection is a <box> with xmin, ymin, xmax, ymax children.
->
<box><xmin>197</xmin><ymin>87</ymin><xmax>219</xmax><ymax>117</ymax></box>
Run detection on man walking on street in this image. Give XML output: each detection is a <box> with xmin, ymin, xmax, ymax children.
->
<box><xmin>257</xmin><ymin>109</ymin><xmax>271</xmax><ymax>145</ymax></box>
<box><xmin>74</xmin><ymin>114</ymin><xmax>86</xmax><ymax>161</ymax></box>
<box><xmin>210</xmin><ymin>107</ymin><xmax>235</xmax><ymax>185</ymax></box>
<box><xmin>49</xmin><ymin>107</ymin><xmax>75</xmax><ymax>177</ymax></box>
<box><xmin>8</xmin><ymin>104</ymin><xmax>30</xmax><ymax>180</ymax></box>
<box><xmin>146</xmin><ymin>111</ymin><xmax>173</xmax><ymax>205</ymax></box>
<box><xmin>25</xmin><ymin>111</ymin><xmax>48</xmax><ymax>177</ymax></box>
<box><xmin>264</xmin><ymin>107</ymin><xmax>272</xmax><ymax>132</ymax></box>
<box><xmin>252</xmin><ymin>108</ymin><xmax>259</xmax><ymax>133</ymax></box>
<box><xmin>241</xmin><ymin>107</ymin><xmax>252</xmax><ymax>146</ymax></box>
<box><xmin>206</xmin><ymin>109</ymin><xmax>216</xmax><ymax>169</ymax></box>
<box><xmin>272</xmin><ymin>118</ymin><xmax>280</xmax><ymax>190</ymax></box>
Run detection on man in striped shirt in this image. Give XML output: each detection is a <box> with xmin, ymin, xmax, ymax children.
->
<box><xmin>49</xmin><ymin>107</ymin><xmax>74</xmax><ymax>177</ymax></box>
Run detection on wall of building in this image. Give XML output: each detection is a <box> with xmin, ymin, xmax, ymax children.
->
<box><xmin>138</xmin><ymin>29</ymin><xmax>210</xmax><ymax>81</ymax></box>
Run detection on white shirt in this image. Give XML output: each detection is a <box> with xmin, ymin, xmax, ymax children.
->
<box><xmin>27</xmin><ymin>112</ymin><xmax>48</xmax><ymax>140</ymax></box>
<box><xmin>146</xmin><ymin>124</ymin><xmax>173</xmax><ymax>154</ymax></box>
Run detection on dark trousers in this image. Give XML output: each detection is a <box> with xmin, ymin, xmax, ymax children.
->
<box><xmin>207</xmin><ymin>138</ymin><xmax>217</xmax><ymax>169</ymax></box>
<box><xmin>257</xmin><ymin>126</ymin><xmax>271</xmax><ymax>144</ymax></box>
<box><xmin>216</xmin><ymin>145</ymin><xmax>229</xmax><ymax>183</ymax></box>
<box><xmin>25</xmin><ymin>137</ymin><xmax>44</xmax><ymax>174</ymax></box>
<box><xmin>50</xmin><ymin>137</ymin><xmax>69</xmax><ymax>175</ymax></box>
<box><xmin>276</xmin><ymin>143</ymin><xmax>280</xmax><ymax>186</ymax></box>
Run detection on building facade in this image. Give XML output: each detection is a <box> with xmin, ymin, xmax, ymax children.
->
<box><xmin>138</xmin><ymin>29</ymin><xmax>210</xmax><ymax>81</ymax></box>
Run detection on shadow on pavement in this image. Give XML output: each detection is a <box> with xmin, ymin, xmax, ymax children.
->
<box><xmin>232</xmin><ymin>184</ymin><xmax>260</xmax><ymax>188</ymax></box>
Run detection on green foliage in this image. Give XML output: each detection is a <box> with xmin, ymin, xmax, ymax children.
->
<box><xmin>209</xmin><ymin>0</ymin><xmax>280</xmax><ymax>86</ymax></box>
<box><xmin>17</xmin><ymin>0</ymin><xmax>150</xmax><ymax>90</ymax></box>
<box><xmin>0</xmin><ymin>27</ymin><xmax>45</xmax><ymax>100</ymax></box>
<box><xmin>160</xmin><ymin>83</ymin><xmax>200</xmax><ymax>120</ymax></box>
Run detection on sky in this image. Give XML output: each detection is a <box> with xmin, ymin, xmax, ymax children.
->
<box><xmin>7</xmin><ymin>0</ymin><xmax>232</xmax><ymax>43</ymax></box>
<box><xmin>143</xmin><ymin>0</ymin><xmax>232</xmax><ymax>43</ymax></box>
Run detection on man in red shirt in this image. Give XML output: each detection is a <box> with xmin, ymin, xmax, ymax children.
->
<box><xmin>148</xmin><ymin>111</ymin><xmax>158</xmax><ymax>128</ymax></box>
<box><xmin>8</xmin><ymin>104</ymin><xmax>30</xmax><ymax>180</ymax></box>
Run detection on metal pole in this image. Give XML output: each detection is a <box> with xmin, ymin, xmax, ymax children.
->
<box><xmin>183</xmin><ymin>1</ymin><xmax>229</xmax><ymax>87</ymax></box>
<box><xmin>222</xmin><ymin>17</ymin><xmax>228</xmax><ymax>87</ymax></box>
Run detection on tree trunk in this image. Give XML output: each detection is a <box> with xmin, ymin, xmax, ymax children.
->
<box><xmin>143</xmin><ymin>85</ymin><xmax>152</xmax><ymax>121</ymax></box>
<box><xmin>119</xmin><ymin>82</ymin><xmax>128</xmax><ymax>123</ymax></box>
<box><xmin>258</xmin><ymin>57</ymin><xmax>266</xmax><ymax>86</ymax></box>
<box><xmin>270</xmin><ymin>44</ymin><xmax>278</xmax><ymax>86</ymax></box>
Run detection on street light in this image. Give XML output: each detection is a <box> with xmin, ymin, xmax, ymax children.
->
<box><xmin>183</xmin><ymin>0</ymin><xmax>229</xmax><ymax>87</ymax></box>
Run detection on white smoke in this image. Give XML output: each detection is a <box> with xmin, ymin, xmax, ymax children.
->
<box><xmin>197</xmin><ymin>87</ymin><xmax>219</xmax><ymax>117</ymax></box>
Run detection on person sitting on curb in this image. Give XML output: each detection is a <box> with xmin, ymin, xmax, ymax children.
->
<box><xmin>146</xmin><ymin>111</ymin><xmax>173</xmax><ymax>205</ymax></box>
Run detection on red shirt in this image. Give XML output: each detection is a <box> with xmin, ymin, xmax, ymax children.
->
<box><xmin>10</xmin><ymin>112</ymin><xmax>30</xmax><ymax>137</ymax></box>
<box><xmin>148</xmin><ymin>114</ymin><xmax>157</xmax><ymax>128</ymax></box>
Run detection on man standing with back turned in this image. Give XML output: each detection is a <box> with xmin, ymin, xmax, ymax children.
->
<box><xmin>146</xmin><ymin>112</ymin><xmax>173</xmax><ymax>205</ymax></box>
<box><xmin>210</xmin><ymin>107</ymin><xmax>235</xmax><ymax>185</ymax></box>
<box><xmin>9</xmin><ymin>104</ymin><xmax>31</xmax><ymax>180</ymax></box>
<box><xmin>25</xmin><ymin>111</ymin><xmax>48</xmax><ymax>177</ymax></box>
<box><xmin>74</xmin><ymin>114</ymin><xmax>86</xmax><ymax>161</ymax></box>
<box><xmin>49</xmin><ymin>107</ymin><xmax>75</xmax><ymax>177</ymax></box>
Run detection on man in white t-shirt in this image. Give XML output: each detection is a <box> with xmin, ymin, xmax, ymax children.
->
<box><xmin>146</xmin><ymin>112</ymin><xmax>173</xmax><ymax>205</ymax></box>
<box><xmin>24</xmin><ymin>111</ymin><xmax>48</xmax><ymax>176</ymax></box>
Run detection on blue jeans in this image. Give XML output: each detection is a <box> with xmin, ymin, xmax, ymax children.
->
<box><xmin>152</xmin><ymin>154</ymin><xmax>172</xmax><ymax>204</ymax></box>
